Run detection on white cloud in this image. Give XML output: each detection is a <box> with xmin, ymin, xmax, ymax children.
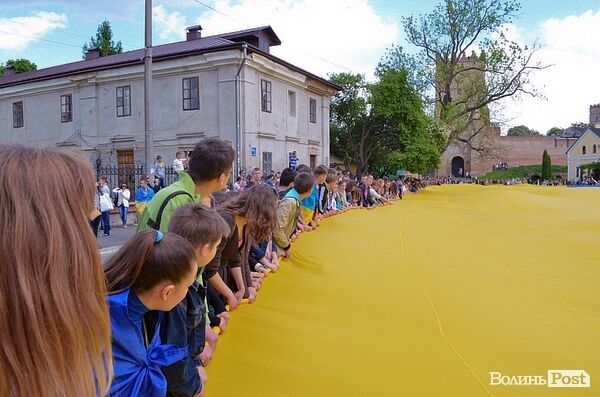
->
<box><xmin>153</xmin><ymin>4</ymin><xmax>187</xmax><ymax>41</ymax></box>
<box><xmin>0</xmin><ymin>11</ymin><xmax>67</xmax><ymax>50</ymax></box>
<box><xmin>194</xmin><ymin>0</ymin><xmax>398</xmax><ymax>79</ymax></box>
<box><xmin>500</xmin><ymin>9</ymin><xmax>600</xmax><ymax>133</ymax></box>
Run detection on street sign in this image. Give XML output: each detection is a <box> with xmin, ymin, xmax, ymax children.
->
<box><xmin>251</xmin><ymin>147</ymin><xmax>257</xmax><ymax>156</ymax></box>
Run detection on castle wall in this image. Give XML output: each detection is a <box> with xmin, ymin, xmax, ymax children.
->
<box><xmin>495</xmin><ymin>136</ymin><xmax>569</xmax><ymax>167</ymax></box>
<box><xmin>438</xmin><ymin>133</ymin><xmax>573</xmax><ymax>177</ymax></box>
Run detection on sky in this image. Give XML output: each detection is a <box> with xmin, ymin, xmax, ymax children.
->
<box><xmin>1</xmin><ymin>0</ymin><xmax>599</xmax><ymax>134</ymax></box>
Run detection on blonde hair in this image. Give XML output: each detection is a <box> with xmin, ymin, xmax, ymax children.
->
<box><xmin>0</xmin><ymin>146</ymin><xmax>112</xmax><ymax>396</ymax></box>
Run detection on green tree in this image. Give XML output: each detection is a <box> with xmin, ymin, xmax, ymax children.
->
<box><xmin>329</xmin><ymin>69</ymin><xmax>441</xmax><ymax>174</ymax></box>
<box><xmin>0</xmin><ymin>58</ymin><xmax>37</xmax><ymax>75</ymax></box>
<box><xmin>329</xmin><ymin>72</ymin><xmax>373</xmax><ymax>172</ymax></box>
<box><xmin>570</xmin><ymin>122</ymin><xmax>592</xmax><ymax>129</ymax></box>
<box><xmin>82</xmin><ymin>20</ymin><xmax>123</xmax><ymax>58</ymax></box>
<box><xmin>378</xmin><ymin>0</ymin><xmax>548</xmax><ymax>157</ymax></box>
<box><xmin>541</xmin><ymin>150</ymin><xmax>552</xmax><ymax>181</ymax></box>
<box><xmin>507</xmin><ymin>125</ymin><xmax>540</xmax><ymax>136</ymax></box>
<box><xmin>371</xmin><ymin>68</ymin><xmax>443</xmax><ymax>174</ymax></box>
<box><xmin>546</xmin><ymin>127</ymin><xmax>563</xmax><ymax>136</ymax></box>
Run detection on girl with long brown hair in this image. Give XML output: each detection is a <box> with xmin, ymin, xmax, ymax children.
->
<box><xmin>104</xmin><ymin>229</ymin><xmax>197</xmax><ymax>396</ymax></box>
<box><xmin>0</xmin><ymin>145</ymin><xmax>112</xmax><ymax>397</ymax></box>
<box><xmin>204</xmin><ymin>184</ymin><xmax>277</xmax><ymax>310</ymax></box>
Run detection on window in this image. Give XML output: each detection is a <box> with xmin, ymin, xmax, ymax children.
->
<box><xmin>60</xmin><ymin>94</ymin><xmax>72</xmax><ymax>122</ymax></box>
<box><xmin>582</xmin><ymin>145</ymin><xmax>587</xmax><ymax>155</ymax></box>
<box><xmin>262</xmin><ymin>152</ymin><xmax>272</xmax><ymax>174</ymax></box>
<box><xmin>116</xmin><ymin>86</ymin><xmax>131</xmax><ymax>117</ymax></box>
<box><xmin>309</xmin><ymin>98</ymin><xmax>317</xmax><ymax>123</ymax></box>
<box><xmin>182</xmin><ymin>77</ymin><xmax>199</xmax><ymax>111</ymax></box>
<box><xmin>13</xmin><ymin>101</ymin><xmax>23</xmax><ymax>128</ymax></box>
<box><xmin>288</xmin><ymin>90</ymin><xmax>296</xmax><ymax>117</ymax></box>
<box><xmin>594</xmin><ymin>144</ymin><xmax>597</xmax><ymax>154</ymax></box>
<box><xmin>261</xmin><ymin>79</ymin><xmax>272</xmax><ymax>113</ymax></box>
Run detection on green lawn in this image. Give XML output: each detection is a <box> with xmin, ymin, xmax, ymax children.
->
<box><xmin>478</xmin><ymin>164</ymin><xmax>567</xmax><ymax>180</ymax></box>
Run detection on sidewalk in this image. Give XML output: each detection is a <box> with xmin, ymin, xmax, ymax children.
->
<box><xmin>98</xmin><ymin>225</ymin><xmax>136</xmax><ymax>261</ymax></box>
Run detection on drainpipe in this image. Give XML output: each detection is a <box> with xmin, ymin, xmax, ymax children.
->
<box><xmin>234</xmin><ymin>43</ymin><xmax>248</xmax><ymax>179</ymax></box>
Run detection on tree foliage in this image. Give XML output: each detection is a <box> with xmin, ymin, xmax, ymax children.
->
<box><xmin>0</xmin><ymin>58</ymin><xmax>37</xmax><ymax>75</ymax></box>
<box><xmin>507</xmin><ymin>125</ymin><xmax>540</xmax><ymax>136</ymax></box>
<box><xmin>329</xmin><ymin>70</ymin><xmax>443</xmax><ymax>175</ymax></box>
<box><xmin>82</xmin><ymin>20</ymin><xmax>123</xmax><ymax>58</ymax></box>
<box><xmin>377</xmin><ymin>0</ymin><xmax>548</xmax><ymax>157</ymax></box>
<box><xmin>546</xmin><ymin>127</ymin><xmax>563</xmax><ymax>136</ymax></box>
<box><xmin>570</xmin><ymin>122</ymin><xmax>593</xmax><ymax>129</ymax></box>
<box><xmin>541</xmin><ymin>150</ymin><xmax>552</xmax><ymax>181</ymax></box>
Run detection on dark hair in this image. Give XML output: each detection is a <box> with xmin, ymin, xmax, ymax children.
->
<box><xmin>218</xmin><ymin>184</ymin><xmax>277</xmax><ymax>241</ymax></box>
<box><xmin>279</xmin><ymin>168</ymin><xmax>297</xmax><ymax>187</ymax></box>
<box><xmin>169</xmin><ymin>203</ymin><xmax>230</xmax><ymax>247</ymax></box>
<box><xmin>188</xmin><ymin>138</ymin><xmax>235</xmax><ymax>182</ymax></box>
<box><xmin>296</xmin><ymin>164</ymin><xmax>311</xmax><ymax>173</ymax></box>
<box><xmin>104</xmin><ymin>230</ymin><xmax>196</xmax><ymax>293</ymax></box>
<box><xmin>346</xmin><ymin>180</ymin><xmax>357</xmax><ymax>192</ymax></box>
<box><xmin>325</xmin><ymin>174</ymin><xmax>336</xmax><ymax>184</ymax></box>
<box><xmin>294</xmin><ymin>173</ymin><xmax>314</xmax><ymax>194</ymax></box>
<box><xmin>213</xmin><ymin>191</ymin><xmax>236</xmax><ymax>206</ymax></box>
<box><xmin>314</xmin><ymin>165</ymin><xmax>328</xmax><ymax>176</ymax></box>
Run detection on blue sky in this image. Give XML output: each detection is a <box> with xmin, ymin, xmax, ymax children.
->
<box><xmin>1</xmin><ymin>0</ymin><xmax>600</xmax><ymax>133</ymax></box>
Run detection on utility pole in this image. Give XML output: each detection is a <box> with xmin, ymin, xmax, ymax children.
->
<box><xmin>144</xmin><ymin>0</ymin><xmax>153</xmax><ymax>175</ymax></box>
<box><xmin>234</xmin><ymin>43</ymin><xmax>248</xmax><ymax>179</ymax></box>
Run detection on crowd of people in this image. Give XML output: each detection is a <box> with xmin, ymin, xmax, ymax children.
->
<box><xmin>493</xmin><ymin>161</ymin><xmax>509</xmax><ymax>171</ymax></box>
<box><xmin>0</xmin><ymin>139</ymin><xmax>439</xmax><ymax>397</ymax></box>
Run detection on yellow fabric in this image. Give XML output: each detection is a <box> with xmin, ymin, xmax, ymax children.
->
<box><xmin>206</xmin><ymin>185</ymin><xmax>600</xmax><ymax>396</ymax></box>
<box><xmin>301</xmin><ymin>206</ymin><xmax>314</xmax><ymax>224</ymax></box>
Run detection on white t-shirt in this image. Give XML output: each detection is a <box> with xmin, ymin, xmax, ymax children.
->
<box><xmin>173</xmin><ymin>158</ymin><xmax>184</xmax><ymax>172</ymax></box>
<box><xmin>369</xmin><ymin>187</ymin><xmax>383</xmax><ymax>200</ymax></box>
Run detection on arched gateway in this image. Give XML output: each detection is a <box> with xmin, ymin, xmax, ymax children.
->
<box><xmin>451</xmin><ymin>156</ymin><xmax>465</xmax><ymax>177</ymax></box>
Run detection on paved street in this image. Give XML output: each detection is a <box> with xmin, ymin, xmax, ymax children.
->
<box><xmin>98</xmin><ymin>225</ymin><xmax>136</xmax><ymax>261</ymax></box>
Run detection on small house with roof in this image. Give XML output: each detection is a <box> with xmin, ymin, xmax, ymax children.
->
<box><xmin>566</xmin><ymin>127</ymin><xmax>600</xmax><ymax>181</ymax></box>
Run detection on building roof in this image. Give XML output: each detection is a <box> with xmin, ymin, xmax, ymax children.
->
<box><xmin>559</xmin><ymin>126</ymin><xmax>585</xmax><ymax>138</ymax></box>
<box><xmin>205</xmin><ymin>25</ymin><xmax>282</xmax><ymax>46</ymax></box>
<box><xmin>566</xmin><ymin>127</ymin><xmax>600</xmax><ymax>155</ymax></box>
<box><xmin>0</xmin><ymin>26</ymin><xmax>338</xmax><ymax>91</ymax></box>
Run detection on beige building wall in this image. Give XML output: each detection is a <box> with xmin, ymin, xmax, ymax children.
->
<box><xmin>566</xmin><ymin>130</ymin><xmax>600</xmax><ymax>180</ymax></box>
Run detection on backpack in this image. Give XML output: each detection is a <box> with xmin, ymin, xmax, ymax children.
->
<box><xmin>147</xmin><ymin>190</ymin><xmax>194</xmax><ymax>230</ymax></box>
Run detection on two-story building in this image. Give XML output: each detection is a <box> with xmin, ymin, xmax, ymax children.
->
<box><xmin>0</xmin><ymin>25</ymin><xmax>339</xmax><ymax>179</ymax></box>
<box><xmin>566</xmin><ymin>127</ymin><xmax>600</xmax><ymax>181</ymax></box>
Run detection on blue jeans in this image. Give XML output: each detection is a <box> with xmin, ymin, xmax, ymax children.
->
<box><xmin>119</xmin><ymin>204</ymin><xmax>128</xmax><ymax>226</ymax></box>
<box><xmin>101</xmin><ymin>210</ymin><xmax>111</xmax><ymax>235</ymax></box>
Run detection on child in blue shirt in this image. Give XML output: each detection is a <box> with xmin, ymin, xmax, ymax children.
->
<box><xmin>104</xmin><ymin>229</ymin><xmax>197</xmax><ymax>397</ymax></box>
